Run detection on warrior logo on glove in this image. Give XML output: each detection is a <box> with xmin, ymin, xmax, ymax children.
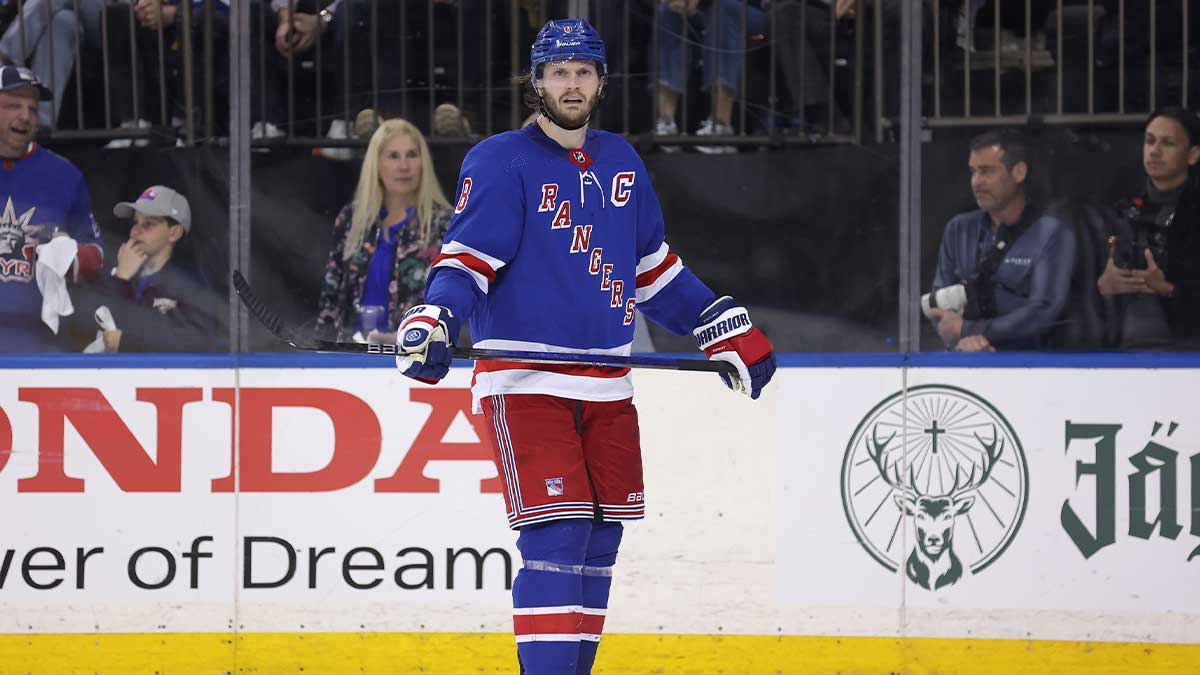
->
<box><xmin>693</xmin><ymin>296</ymin><xmax>776</xmax><ymax>399</ymax></box>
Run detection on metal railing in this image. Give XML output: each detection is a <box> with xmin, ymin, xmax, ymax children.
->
<box><xmin>2</xmin><ymin>0</ymin><xmax>226</xmax><ymax>143</ymax></box>
<box><xmin>926</xmin><ymin>0</ymin><xmax>1194</xmax><ymax>130</ymax></box>
<box><xmin>3</xmin><ymin>0</ymin><xmax>1191</xmax><ymax>147</ymax></box>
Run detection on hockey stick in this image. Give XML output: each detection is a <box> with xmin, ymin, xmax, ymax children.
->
<box><xmin>232</xmin><ymin>271</ymin><xmax>737</xmax><ymax>375</ymax></box>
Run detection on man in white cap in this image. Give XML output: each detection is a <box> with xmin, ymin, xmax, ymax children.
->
<box><xmin>98</xmin><ymin>185</ymin><xmax>219</xmax><ymax>352</ymax></box>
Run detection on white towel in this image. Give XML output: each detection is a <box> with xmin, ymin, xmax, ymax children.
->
<box><xmin>83</xmin><ymin>305</ymin><xmax>118</xmax><ymax>353</ymax></box>
<box><xmin>34</xmin><ymin>236</ymin><xmax>79</xmax><ymax>334</ymax></box>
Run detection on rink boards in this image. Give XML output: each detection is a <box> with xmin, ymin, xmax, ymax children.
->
<box><xmin>0</xmin><ymin>353</ymin><xmax>1197</xmax><ymax>674</ymax></box>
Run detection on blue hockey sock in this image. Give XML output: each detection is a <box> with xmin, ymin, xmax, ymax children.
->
<box><xmin>576</xmin><ymin>522</ymin><xmax>623</xmax><ymax>675</ymax></box>
<box><xmin>513</xmin><ymin>519</ymin><xmax>592</xmax><ymax>675</ymax></box>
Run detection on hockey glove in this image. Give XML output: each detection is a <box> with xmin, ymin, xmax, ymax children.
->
<box><xmin>395</xmin><ymin>304</ymin><xmax>459</xmax><ymax>384</ymax></box>
<box><xmin>693</xmin><ymin>296</ymin><xmax>776</xmax><ymax>399</ymax></box>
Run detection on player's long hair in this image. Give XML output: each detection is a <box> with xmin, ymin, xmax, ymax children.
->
<box><xmin>344</xmin><ymin>118</ymin><xmax>450</xmax><ymax>261</ymax></box>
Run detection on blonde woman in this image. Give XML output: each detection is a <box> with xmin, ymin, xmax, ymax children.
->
<box><xmin>316</xmin><ymin>118</ymin><xmax>452</xmax><ymax>342</ymax></box>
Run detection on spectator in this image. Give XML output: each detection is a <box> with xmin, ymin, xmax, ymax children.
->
<box><xmin>253</xmin><ymin>0</ymin><xmax>511</xmax><ymax>145</ymax></box>
<box><xmin>1098</xmin><ymin>108</ymin><xmax>1200</xmax><ymax>349</ymax></box>
<box><xmin>654</xmin><ymin>0</ymin><xmax>767</xmax><ymax>153</ymax></box>
<box><xmin>96</xmin><ymin>0</ymin><xmax>231</xmax><ymax>147</ymax></box>
<box><xmin>0</xmin><ymin>64</ymin><xmax>102</xmax><ymax>352</ymax></box>
<box><xmin>315</xmin><ymin>117</ymin><xmax>451</xmax><ymax>342</ymax></box>
<box><xmin>97</xmin><ymin>185</ymin><xmax>219</xmax><ymax>352</ymax></box>
<box><xmin>263</xmin><ymin>0</ymin><xmax>355</xmax><ymax>151</ymax></box>
<box><xmin>0</xmin><ymin>0</ymin><xmax>88</xmax><ymax>129</ymax></box>
<box><xmin>926</xmin><ymin>128</ymin><xmax>1076</xmax><ymax>351</ymax></box>
<box><xmin>766</xmin><ymin>0</ymin><xmax>854</xmax><ymax>135</ymax></box>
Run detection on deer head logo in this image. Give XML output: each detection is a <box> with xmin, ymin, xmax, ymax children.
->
<box><xmin>840</xmin><ymin>385</ymin><xmax>1029</xmax><ymax>590</ymax></box>
<box><xmin>867</xmin><ymin>426</ymin><xmax>1003</xmax><ymax>590</ymax></box>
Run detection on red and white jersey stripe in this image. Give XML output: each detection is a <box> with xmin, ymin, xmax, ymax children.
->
<box><xmin>468</xmin><ymin>339</ymin><xmax>633</xmax><ymax>413</ymax></box>
<box><xmin>634</xmin><ymin>242</ymin><xmax>683</xmax><ymax>303</ymax></box>
<box><xmin>432</xmin><ymin>241</ymin><xmax>506</xmax><ymax>294</ymax></box>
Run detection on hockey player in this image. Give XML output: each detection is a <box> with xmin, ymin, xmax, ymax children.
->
<box><xmin>394</xmin><ymin>19</ymin><xmax>776</xmax><ymax>674</ymax></box>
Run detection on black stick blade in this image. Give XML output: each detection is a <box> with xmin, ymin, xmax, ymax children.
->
<box><xmin>232</xmin><ymin>270</ymin><xmax>287</xmax><ymax>340</ymax></box>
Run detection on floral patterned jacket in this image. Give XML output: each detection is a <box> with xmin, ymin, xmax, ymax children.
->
<box><xmin>315</xmin><ymin>201</ymin><xmax>451</xmax><ymax>340</ymax></box>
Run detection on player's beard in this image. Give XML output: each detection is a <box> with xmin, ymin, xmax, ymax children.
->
<box><xmin>541</xmin><ymin>89</ymin><xmax>601</xmax><ymax>132</ymax></box>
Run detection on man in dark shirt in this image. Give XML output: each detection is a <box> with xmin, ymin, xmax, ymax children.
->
<box><xmin>1098</xmin><ymin>108</ymin><xmax>1200</xmax><ymax>349</ymax></box>
<box><xmin>927</xmin><ymin>129</ymin><xmax>1076</xmax><ymax>351</ymax></box>
<box><xmin>98</xmin><ymin>185</ymin><xmax>219</xmax><ymax>352</ymax></box>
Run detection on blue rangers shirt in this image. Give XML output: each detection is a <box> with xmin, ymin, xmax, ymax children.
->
<box><xmin>0</xmin><ymin>144</ymin><xmax>102</xmax><ymax>352</ymax></box>
<box><xmin>426</xmin><ymin>123</ymin><xmax>716</xmax><ymax>409</ymax></box>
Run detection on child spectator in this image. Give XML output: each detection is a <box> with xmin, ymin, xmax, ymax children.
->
<box><xmin>97</xmin><ymin>185</ymin><xmax>220</xmax><ymax>352</ymax></box>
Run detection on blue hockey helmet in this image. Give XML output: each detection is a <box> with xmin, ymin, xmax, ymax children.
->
<box><xmin>530</xmin><ymin>19</ymin><xmax>607</xmax><ymax>79</ymax></box>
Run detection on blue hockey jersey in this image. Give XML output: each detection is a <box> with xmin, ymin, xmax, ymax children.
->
<box><xmin>0</xmin><ymin>144</ymin><xmax>101</xmax><ymax>352</ymax></box>
<box><xmin>426</xmin><ymin>123</ymin><xmax>716</xmax><ymax>409</ymax></box>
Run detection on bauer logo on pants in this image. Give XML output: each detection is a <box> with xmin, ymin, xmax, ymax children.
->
<box><xmin>840</xmin><ymin>385</ymin><xmax>1029</xmax><ymax>591</ymax></box>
